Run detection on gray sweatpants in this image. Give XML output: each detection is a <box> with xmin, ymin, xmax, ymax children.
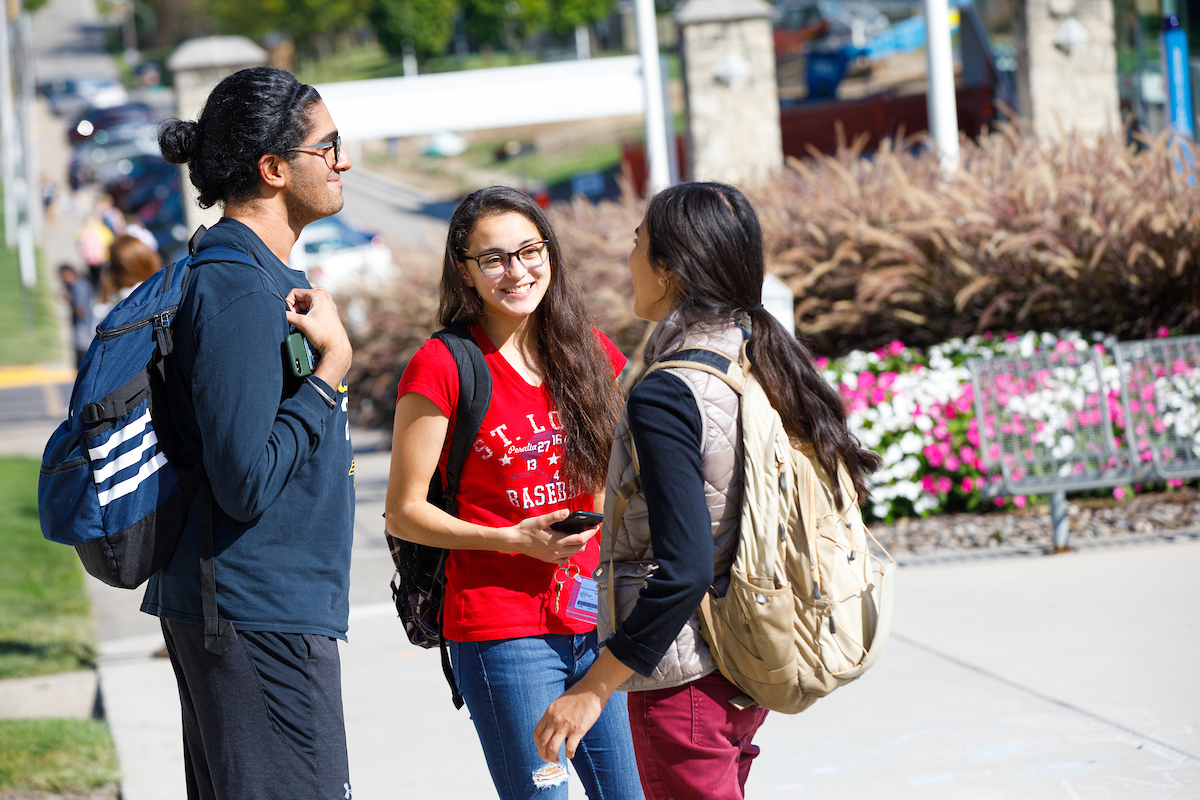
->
<box><xmin>160</xmin><ymin>617</ymin><xmax>352</xmax><ymax>800</ymax></box>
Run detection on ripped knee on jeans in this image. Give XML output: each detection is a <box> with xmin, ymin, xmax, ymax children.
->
<box><xmin>532</xmin><ymin>761</ymin><xmax>569</xmax><ymax>789</ymax></box>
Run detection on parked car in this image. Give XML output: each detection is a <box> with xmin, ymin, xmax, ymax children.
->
<box><xmin>46</xmin><ymin>76</ymin><xmax>129</xmax><ymax>118</ymax></box>
<box><xmin>103</xmin><ymin>157</ymin><xmax>181</xmax><ymax>213</ymax></box>
<box><xmin>69</xmin><ymin>132</ymin><xmax>161</xmax><ymax>189</ymax></box>
<box><xmin>289</xmin><ymin>215</ymin><xmax>395</xmax><ymax>294</ymax></box>
<box><xmin>70</xmin><ymin>102</ymin><xmax>156</xmax><ymax>146</ymax></box>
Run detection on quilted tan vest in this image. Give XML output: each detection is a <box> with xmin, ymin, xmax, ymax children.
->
<box><xmin>596</xmin><ymin>312</ymin><xmax>744</xmax><ymax>692</ymax></box>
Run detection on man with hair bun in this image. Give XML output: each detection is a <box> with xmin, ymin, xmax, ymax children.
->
<box><xmin>143</xmin><ymin>66</ymin><xmax>356</xmax><ymax>800</ymax></box>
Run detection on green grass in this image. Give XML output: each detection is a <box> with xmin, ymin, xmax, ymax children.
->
<box><xmin>470</xmin><ymin>138</ymin><xmax>625</xmax><ymax>187</ymax></box>
<box><xmin>0</xmin><ymin>719</ymin><xmax>118</xmax><ymax>792</ymax></box>
<box><xmin>0</xmin><ymin>458</ymin><xmax>96</xmax><ymax>680</ymax></box>
<box><xmin>0</xmin><ymin>191</ymin><xmax>62</xmax><ymax>367</ymax></box>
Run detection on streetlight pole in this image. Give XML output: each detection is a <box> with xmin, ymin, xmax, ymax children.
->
<box><xmin>0</xmin><ymin>3</ymin><xmax>17</xmax><ymax>249</ymax></box>
<box><xmin>633</xmin><ymin>0</ymin><xmax>670</xmax><ymax>195</ymax></box>
<box><xmin>923</xmin><ymin>0</ymin><xmax>959</xmax><ymax>175</ymax></box>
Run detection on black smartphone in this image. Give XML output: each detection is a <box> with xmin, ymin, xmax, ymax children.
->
<box><xmin>284</xmin><ymin>331</ymin><xmax>315</xmax><ymax>378</ymax></box>
<box><xmin>550</xmin><ymin>510</ymin><xmax>604</xmax><ymax>534</ymax></box>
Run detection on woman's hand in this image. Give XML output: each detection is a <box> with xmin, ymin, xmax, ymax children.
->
<box><xmin>535</xmin><ymin>686</ymin><xmax>607</xmax><ymax>762</ymax></box>
<box><xmin>535</xmin><ymin>650</ymin><xmax>634</xmax><ymax>761</ymax></box>
<box><xmin>509</xmin><ymin>510</ymin><xmax>599</xmax><ymax>564</ymax></box>
<box><xmin>285</xmin><ymin>286</ymin><xmax>352</xmax><ymax>385</ymax></box>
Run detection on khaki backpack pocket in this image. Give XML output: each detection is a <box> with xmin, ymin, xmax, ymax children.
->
<box><xmin>700</xmin><ymin>567</ymin><xmax>805</xmax><ymax>711</ymax></box>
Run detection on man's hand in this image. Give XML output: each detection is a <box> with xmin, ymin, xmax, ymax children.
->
<box><xmin>285</xmin><ymin>287</ymin><xmax>352</xmax><ymax>386</ymax></box>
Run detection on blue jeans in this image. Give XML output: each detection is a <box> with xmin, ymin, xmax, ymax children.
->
<box><xmin>449</xmin><ymin>631</ymin><xmax>644</xmax><ymax>800</ymax></box>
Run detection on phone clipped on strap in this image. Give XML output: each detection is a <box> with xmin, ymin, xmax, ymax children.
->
<box><xmin>284</xmin><ymin>331</ymin><xmax>315</xmax><ymax>378</ymax></box>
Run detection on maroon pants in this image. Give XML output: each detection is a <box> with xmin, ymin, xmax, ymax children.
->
<box><xmin>627</xmin><ymin>673</ymin><xmax>770</xmax><ymax>800</ymax></box>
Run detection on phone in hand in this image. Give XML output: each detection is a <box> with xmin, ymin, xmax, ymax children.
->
<box><xmin>549</xmin><ymin>510</ymin><xmax>604</xmax><ymax>534</ymax></box>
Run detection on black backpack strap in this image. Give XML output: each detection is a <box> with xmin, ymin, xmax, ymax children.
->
<box><xmin>428</xmin><ymin>324</ymin><xmax>492</xmax><ymax>709</ymax></box>
<box><xmin>195</xmin><ymin>464</ymin><xmax>237</xmax><ymax>656</ymax></box>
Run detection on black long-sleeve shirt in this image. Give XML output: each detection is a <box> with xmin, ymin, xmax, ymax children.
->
<box><xmin>606</xmin><ymin>370</ymin><xmax>718</xmax><ymax>676</ymax></box>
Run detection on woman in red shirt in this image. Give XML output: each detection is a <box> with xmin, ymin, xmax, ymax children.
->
<box><xmin>385</xmin><ymin>186</ymin><xmax>642</xmax><ymax>799</ymax></box>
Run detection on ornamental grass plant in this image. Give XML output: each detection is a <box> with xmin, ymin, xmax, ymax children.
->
<box><xmin>762</xmin><ymin>122</ymin><xmax>1200</xmax><ymax>356</ymax></box>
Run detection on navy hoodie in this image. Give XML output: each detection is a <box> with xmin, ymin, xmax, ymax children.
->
<box><xmin>141</xmin><ymin>218</ymin><xmax>355</xmax><ymax>639</ymax></box>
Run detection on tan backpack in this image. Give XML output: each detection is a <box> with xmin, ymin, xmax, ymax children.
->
<box><xmin>614</xmin><ymin>345</ymin><xmax>896</xmax><ymax>714</ymax></box>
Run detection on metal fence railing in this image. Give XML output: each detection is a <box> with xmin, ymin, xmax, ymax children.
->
<box><xmin>968</xmin><ymin>335</ymin><xmax>1200</xmax><ymax>550</ymax></box>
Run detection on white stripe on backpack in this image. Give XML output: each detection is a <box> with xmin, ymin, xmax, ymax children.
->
<box><xmin>93</xmin><ymin>430</ymin><xmax>160</xmax><ymax>483</ymax></box>
<box><xmin>88</xmin><ymin>408</ymin><xmax>152</xmax><ymax>461</ymax></box>
<box><xmin>96</xmin><ymin>452</ymin><xmax>168</xmax><ymax>507</ymax></box>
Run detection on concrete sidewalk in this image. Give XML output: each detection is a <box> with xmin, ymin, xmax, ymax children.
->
<box><xmin>10</xmin><ymin>419</ymin><xmax>1198</xmax><ymax>798</ymax></box>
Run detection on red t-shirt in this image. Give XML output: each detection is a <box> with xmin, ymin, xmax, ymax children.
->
<box><xmin>397</xmin><ymin>325</ymin><xmax>626</xmax><ymax>642</ymax></box>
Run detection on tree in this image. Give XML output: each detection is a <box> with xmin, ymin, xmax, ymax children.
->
<box><xmin>460</xmin><ymin>0</ymin><xmax>549</xmax><ymax>49</ymax></box>
<box><xmin>210</xmin><ymin>0</ymin><xmax>366</xmax><ymax>55</ymax></box>
<box><xmin>547</xmin><ymin>0</ymin><xmax>613</xmax><ymax>35</ymax></box>
<box><xmin>367</xmin><ymin>0</ymin><xmax>457</xmax><ymax>60</ymax></box>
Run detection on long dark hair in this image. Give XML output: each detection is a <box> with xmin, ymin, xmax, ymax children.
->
<box><xmin>159</xmin><ymin>66</ymin><xmax>320</xmax><ymax>208</ymax></box>
<box><xmin>644</xmin><ymin>182</ymin><xmax>881</xmax><ymax>506</ymax></box>
<box><xmin>439</xmin><ymin>186</ymin><xmax>624</xmax><ymax>493</ymax></box>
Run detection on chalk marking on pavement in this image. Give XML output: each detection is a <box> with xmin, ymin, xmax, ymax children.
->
<box><xmin>893</xmin><ymin>633</ymin><xmax>1200</xmax><ymax>765</ymax></box>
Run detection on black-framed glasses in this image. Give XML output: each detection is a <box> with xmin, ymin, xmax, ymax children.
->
<box><xmin>463</xmin><ymin>241</ymin><xmax>549</xmax><ymax>276</ymax></box>
<box><xmin>286</xmin><ymin>135</ymin><xmax>341</xmax><ymax>165</ymax></box>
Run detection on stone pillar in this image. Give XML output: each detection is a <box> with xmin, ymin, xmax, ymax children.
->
<box><xmin>1012</xmin><ymin>0</ymin><xmax>1119</xmax><ymax>140</ymax></box>
<box><xmin>166</xmin><ymin>36</ymin><xmax>269</xmax><ymax>234</ymax></box>
<box><xmin>675</xmin><ymin>0</ymin><xmax>782</xmax><ymax>186</ymax></box>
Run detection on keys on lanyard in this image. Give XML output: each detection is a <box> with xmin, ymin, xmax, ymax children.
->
<box><xmin>553</xmin><ymin>563</ymin><xmax>581</xmax><ymax>613</ymax></box>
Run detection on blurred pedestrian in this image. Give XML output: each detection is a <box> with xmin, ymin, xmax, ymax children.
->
<box><xmin>94</xmin><ymin>235</ymin><xmax>163</xmax><ymax>320</ymax></box>
<box><xmin>535</xmin><ymin>182</ymin><xmax>882</xmax><ymax>799</ymax></box>
<box><xmin>77</xmin><ymin>214</ymin><xmax>114</xmax><ymax>286</ymax></box>
<box><xmin>59</xmin><ymin>264</ymin><xmax>95</xmax><ymax>368</ymax></box>
<box><xmin>123</xmin><ymin>213</ymin><xmax>159</xmax><ymax>252</ymax></box>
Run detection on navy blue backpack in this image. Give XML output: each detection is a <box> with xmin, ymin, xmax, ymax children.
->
<box><xmin>38</xmin><ymin>235</ymin><xmax>258</xmax><ymax>655</ymax></box>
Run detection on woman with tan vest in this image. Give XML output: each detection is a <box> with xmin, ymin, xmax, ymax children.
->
<box><xmin>535</xmin><ymin>182</ymin><xmax>881</xmax><ymax>799</ymax></box>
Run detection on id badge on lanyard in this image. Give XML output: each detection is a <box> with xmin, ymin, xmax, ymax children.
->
<box><xmin>554</xmin><ymin>564</ymin><xmax>599</xmax><ymax>624</ymax></box>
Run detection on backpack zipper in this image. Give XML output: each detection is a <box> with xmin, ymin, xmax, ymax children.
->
<box><xmin>96</xmin><ymin>307</ymin><xmax>177</xmax><ymax>341</ymax></box>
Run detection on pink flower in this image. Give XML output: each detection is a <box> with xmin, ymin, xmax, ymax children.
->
<box><xmin>871</xmin><ymin>387</ymin><xmax>887</xmax><ymax>405</ymax></box>
<box><xmin>933</xmin><ymin>424</ymin><xmax>950</xmax><ymax>441</ymax></box>
<box><xmin>815</xmin><ymin>357</ymin><xmax>829</xmax><ymax>369</ymax></box>
<box><xmin>1113</xmin><ymin>486</ymin><xmax>1126</xmax><ymax>500</ymax></box>
<box><xmin>889</xmin><ymin>340</ymin><xmax>906</xmax><ymax>356</ymax></box>
<box><xmin>922</xmin><ymin>475</ymin><xmax>937</xmax><ymax>493</ymax></box>
<box><xmin>858</xmin><ymin>372</ymin><xmax>876</xmax><ymax>389</ymax></box>
<box><xmin>1168</xmin><ymin>478</ymin><xmax>1184</xmax><ymax>488</ymax></box>
<box><xmin>1005</xmin><ymin>333</ymin><xmax>1018</xmax><ymax>342</ymax></box>
<box><xmin>937</xmin><ymin>476</ymin><xmax>953</xmax><ymax>494</ymax></box>
<box><xmin>993</xmin><ymin>496</ymin><xmax>1006</xmax><ymax>506</ymax></box>
<box><xmin>1154</xmin><ymin>419</ymin><xmax>1167</xmax><ymax>434</ymax></box>
<box><xmin>877</xmin><ymin>371</ymin><xmax>897</xmax><ymax>390</ymax></box>
<box><xmin>1013</xmin><ymin>495</ymin><xmax>1027</xmax><ymax>508</ymax></box>
<box><xmin>961</xmin><ymin>477</ymin><xmax>975</xmax><ymax>493</ymax></box>
<box><xmin>944</xmin><ymin>455</ymin><xmax>960</xmax><ymax>472</ymax></box>
<box><xmin>924</xmin><ymin>445</ymin><xmax>944</xmax><ymax>468</ymax></box>
<box><xmin>1157</xmin><ymin>326</ymin><xmax>1170</xmax><ymax>338</ymax></box>
<box><xmin>966</xmin><ymin>427</ymin><xmax>980</xmax><ymax>447</ymax></box>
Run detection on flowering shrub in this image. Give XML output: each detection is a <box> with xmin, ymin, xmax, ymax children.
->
<box><xmin>825</xmin><ymin>329</ymin><xmax>1199</xmax><ymax>522</ymax></box>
